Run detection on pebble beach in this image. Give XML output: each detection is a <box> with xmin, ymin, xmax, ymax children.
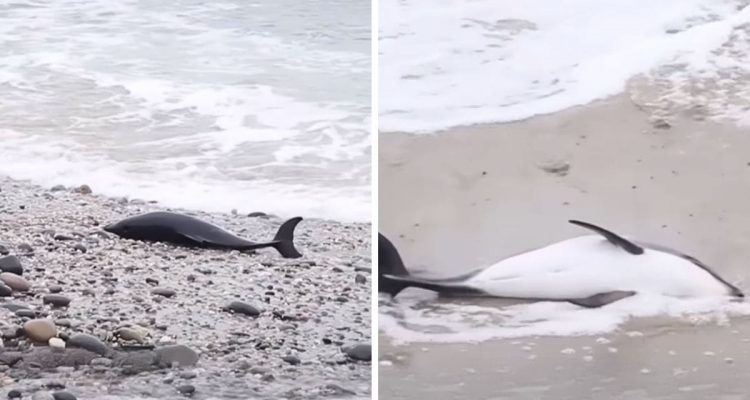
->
<box><xmin>0</xmin><ymin>176</ymin><xmax>371</xmax><ymax>400</ymax></box>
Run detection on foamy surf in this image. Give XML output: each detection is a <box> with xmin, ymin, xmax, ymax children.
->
<box><xmin>379</xmin><ymin>291</ymin><xmax>750</xmax><ymax>344</ymax></box>
<box><xmin>0</xmin><ymin>0</ymin><xmax>370</xmax><ymax>221</ymax></box>
<box><xmin>380</xmin><ymin>0</ymin><xmax>750</xmax><ymax>133</ymax></box>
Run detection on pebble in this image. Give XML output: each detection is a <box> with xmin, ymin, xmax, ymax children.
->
<box><xmin>48</xmin><ymin>285</ymin><xmax>63</xmax><ymax>293</ymax></box>
<box><xmin>0</xmin><ymin>283</ymin><xmax>12</xmax><ymax>297</ymax></box>
<box><xmin>151</xmin><ymin>287</ymin><xmax>176</xmax><ymax>298</ymax></box>
<box><xmin>0</xmin><ymin>256</ymin><xmax>23</xmax><ymax>275</ymax></box>
<box><xmin>23</xmin><ymin>319</ymin><xmax>57</xmax><ymax>342</ymax></box>
<box><xmin>52</xmin><ymin>392</ymin><xmax>77</xmax><ymax>400</ymax></box>
<box><xmin>355</xmin><ymin>274</ymin><xmax>367</xmax><ymax>284</ymax></box>
<box><xmin>49</xmin><ymin>337</ymin><xmax>66</xmax><ymax>350</ymax></box>
<box><xmin>16</xmin><ymin>309</ymin><xmax>37</xmax><ymax>318</ymax></box>
<box><xmin>342</xmin><ymin>343</ymin><xmax>371</xmax><ymax>361</ymax></box>
<box><xmin>179</xmin><ymin>370</ymin><xmax>197</xmax><ymax>379</ymax></box>
<box><xmin>223</xmin><ymin>301</ymin><xmax>260</xmax><ymax>317</ymax></box>
<box><xmin>8</xmin><ymin>390</ymin><xmax>22</xmax><ymax>399</ymax></box>
<box><xmin>176</xmin><ymin>384</ymin><xmax>195</xmax><ymax>396</ymax></box>
<box><xmin>0</xmin><ymin>272</ymin><xmax>30</xmax><ymax>291</ymax></box>
<box><xmin>31</xmin><ymin>393</ymin><xmax>54</xmax><ymax>400</ymax></box>
<box><xmin>43</xmin><ymin>295</ymin><xmax>72</xmax><ymax>308</ymax></box>
<box><xmin>66</xmin><ymin>333</ymin><xmax>108</xmax><ymax>356</ymax></box>
<box><xmin>282</xmin><ymin>355</ymin><xmax>300</xmax><ymax>365</ymax></box>
<box><xmin>156</xmin><ymin>344</ymin><xmax>199</xmax><ymax>367</ymax></box>
<box><xmin>74</xmin><ymin>184</ymin><xmax>92</xmax><ymax>194</ymax></box>
<box><xmin>115</xmin><ymin>327</ymin><xmax>147</xmax><ymax>343</ymax></box>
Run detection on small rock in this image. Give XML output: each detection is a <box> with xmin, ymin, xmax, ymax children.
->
<box><xmin>342</xmin><ymin>343</ymin><xmax>371</xmax><ymax>361</ymax></box>
<box><xmin>8</xmin><ymin>389</ymin><xmax>22</xmax><ymax>399</ymax></box>
<box><xmin>355</xmin><ymin>274</ymin><xmax>367</xmax><ymax>284</ymax></box>
<box><xmin>0</xmin><ymin>283</ymin><xmax>12</xmax><ymax>297</ymax></box>
<box><xmin>72</xmin><ymin>244</ymin><xmax>86</xmax><ymax>253</ymax></box>
<box><xmin>73</xmin><ymin>185</ymin><xmax>92</xmax><ymax>194</ymax></box>
<box><xmin>176</xmin><ymin>385</ymin><xmax>195</xmax><ymax>397</ymax></box>
<box><xmin>17</xmin><ymin>243</ymin><xmax>34</xmax><ymax>254</ymax></box>
<box><xmin>282</xmin><ymin>355</ymin><xmax>300</xmax><ymax>365</ymax></box>
<box><xmin>43</xmin><ymin>295</ymin><xmax>72</xmax><ymax>308</ymax></box>
<box><xmin>52</xmin><ymin>391</ymin><xmax>77</xmax><ymax>400</ymax></box>
<box><xmin>67</xmin><ymin>333</ymin><xmax>108</xmax><ymax>356</ymax></box>
<box><xmin>179</xmin><ymin>370</ymin><xmax>197</xmax><ymax>379</ymax></box>
<box><xmin>222</xmin><ymin>301</ymin><xmax>260</xmax><ymax>317</ymax></box>
<box><xmin>115</xmin><ymin>327</ymin><xmax>147</xmax><ymax>343</ymax></box>
<box><xmin>151</xmin><ymin>288</ymin><xmax>176</xmax><ymax>298</ymax></box>
<box><xmin>48</xmin><ymin>285</ymin><xmax>63</xmax><ymax>293</ymax></box>
<box><xmin>23</xmin><ymin>319</ymin><xmax>57</xmax><ymax>342</ymax></box>
<box><xmin>156</xmin><ymin>344</ymin><xmax>199</xmax><ymax>367</ymax></box>
<box><xmin>31</xmin><ymin>393</ymin><xmax>54</xmax><ymax>400</ymax></box>
<box><xmin>539</xmin><ymin>161</ymin><xmax>571</xmax><ymax>177</ymax></box>
<box><xmin>16</xmin><ymin>309</ymin><xmax>37</xmax><ymax>318</ymax></box>
<box><xmin>51</xmin><ymin>185</ymin><xmax>66</xmax><ymax>191</ymax></box>
<box><xmin>49</xmin><ymin>337</ymin><xmax>66</xmax><ymax>350</ymax></box>
<box><xmin>0</xmin><ymin>256</ymin><xmax>23</xmax><ymax>275</ymax></box>
<box><xmin>0</xmin><ymin>272</ymin><xmax>31</xmax><ymax>291</ymax></box>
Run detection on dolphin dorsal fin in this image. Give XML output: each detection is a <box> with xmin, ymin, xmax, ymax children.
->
<box><xmin>569</xmin><ymin>220</ymin><xmax>644</xmax><ymax>255</ymax></box>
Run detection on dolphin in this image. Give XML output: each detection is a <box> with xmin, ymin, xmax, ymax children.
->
<box><xmin>379</xmin><ymin>220</ymin><xmax>743</xmax><ymax>307</ymax></box>
<box><xmin>104</xmin><ymin>211</ymin><xmax>303</xmax><ymax>258</ymax></box>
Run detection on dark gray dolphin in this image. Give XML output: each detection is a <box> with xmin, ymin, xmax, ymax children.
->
<box><xmin>104</xmin><ymin>211</ymin><xmax>303</xmax><ymax>258</ymax></box>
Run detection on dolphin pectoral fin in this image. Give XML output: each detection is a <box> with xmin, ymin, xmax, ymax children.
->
<box><xmin>567</xmin><ymin>290</ymin><xmax>637</xmax><ymax>308</ymax></box>
<box><xmin>569</xmin><ymin>220</ymin><xmax>644</xmax><ymax>255</ymax></box>
<box><xmin>180</xmin><ymin>232</ymin><xmax>210</xmax><ymax>246</ymax></box>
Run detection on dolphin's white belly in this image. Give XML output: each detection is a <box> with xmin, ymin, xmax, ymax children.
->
<box><xmin>465</xmin><ymin>236</ymin><xmax>731</xmax><ymax>299</ymax></box>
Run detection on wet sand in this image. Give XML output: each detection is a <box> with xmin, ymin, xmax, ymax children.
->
<box><xmin>379</xmin><ymin>94</ymin><xmax>750</xmax><ymax>399</ymax></box>
<box><xmin>0</xmin><ymin>177</ymin><xmax>371</xmax><ymax>399</ymax></box>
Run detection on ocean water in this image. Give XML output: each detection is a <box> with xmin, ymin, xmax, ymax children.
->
<box><xmin>0</xmin><ymin>0</ymin><xmax>370</xmax><ymax>221</ymax></box>
<box><xmin>380</xmin><ymin>0</ymin><xmax>750</xmax><ymax>133</ymax></box>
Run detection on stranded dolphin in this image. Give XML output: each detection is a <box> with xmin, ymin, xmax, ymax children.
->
<box><xmin>104</xmin><ymin>212</ymin><xmax>303</xmax><ymax>258</ymax></box>
<box><xmin>379</xmin><ymin>220</ymin><xmax>743</xmax><ymax>307</ymax></box>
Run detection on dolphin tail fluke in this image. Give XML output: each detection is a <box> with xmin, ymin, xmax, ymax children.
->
<box><xmin>379</xmin><ymin>233</ymin><xmax>411</xmax><ymax>297</ymax></box>
<box><xmin>271</xmin><ymin>217</ymin><xmax>303</xmax><ymax>258</ymax></box>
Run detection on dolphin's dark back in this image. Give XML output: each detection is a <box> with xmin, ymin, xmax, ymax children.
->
<box><xmin>116</xmin><ymin>212</ymin><xmax>252</xmax><ymax>248</ymax></box>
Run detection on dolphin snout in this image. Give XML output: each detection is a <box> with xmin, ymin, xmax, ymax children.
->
<box><xmin>102</xmin><ymin>223</ymin><xmax>115</xmax><ymax>233</ymax></box>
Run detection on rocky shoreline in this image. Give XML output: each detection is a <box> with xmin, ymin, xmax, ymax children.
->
<box><xmin>0</xmin><ymin>177</ymin><xmax>371</xmax><ymax>399</ymax></box>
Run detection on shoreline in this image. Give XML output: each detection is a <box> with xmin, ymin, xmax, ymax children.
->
<box><xmin>379</xmin><ymin>94</ymin><xmax>750</xmax><ymax>399</ymax></box>
<box><xmin>0</xmin><ymin>175</ymin><xmax>372</xmax><ymax>399</ymax></box>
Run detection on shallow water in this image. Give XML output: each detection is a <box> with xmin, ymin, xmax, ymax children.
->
<box><xmin>0</xmin><ymin>0</ymin><xmax>370</xmax><ymax>221</ymax></box>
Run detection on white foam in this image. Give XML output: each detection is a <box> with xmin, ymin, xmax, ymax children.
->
<box><xmin>380</xmin><ymin>0</ymin><xmax>750</xmax><ymax>133</ymax></box>
<box><xmin>0</xmin><ymin>0</ymin><xmax>370</xmax><ymax>221</ymax></box>
<box><xmin>379</xmin><ymin>291</ymin><xmax>750</xmax><ymax>344</ymax></box>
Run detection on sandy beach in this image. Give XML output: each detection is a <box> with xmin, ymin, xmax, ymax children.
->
<box><xmin>0</xmin><ymin>177</ymin><xmax>371</xmax><ymax>400</ymax></box>
<box><xmin>379</xmin><ymin>93</ymin><xmax>750</xmax><ymax>399</ymax></box>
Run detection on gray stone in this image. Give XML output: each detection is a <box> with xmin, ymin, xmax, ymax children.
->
<box><xmin>342</xmin><ymin>343</ymin><xmax>371</xmax><ymax>361</ymax></box>
<box><xmin>155</xmin><ymin>344</ymin><xmax>198</xmax><ymax>368</ymax></box>
<box><xmin>43</xmin><ymin>295</ymin><xmax>72</xmax><ymax>308</ymax></box>
<box><xmin>0</xmin><ymin>255</ymin><xmax>22</xmax><ymax>275</ymax></box>
<box><xmin>66</xmin><ymin>334</ymin><xmax>108</xmax><ymax>356</ymax></box>
<box><xmin>222</xmin><ymin>301</ymin><xmax>260</xmax><ymax>317</ymax></box>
